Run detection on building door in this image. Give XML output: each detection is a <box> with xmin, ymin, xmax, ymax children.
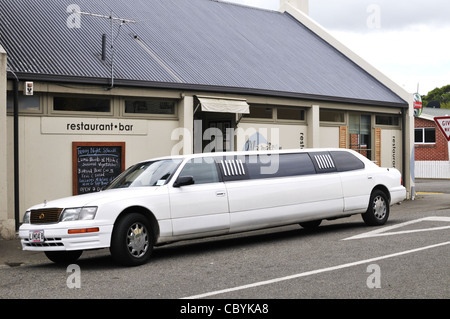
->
<box><xmin>206</xmin><ymin>120</ymin><xmax>233</xmax><ymax>152</ymax></box>
<box><xmin>349</xmin><ymin>113</ymin><xmax>372</xmax><ymax>160</ymax></box>
<box><xmin>194</xmin><ymin>109</ymin><xmax>235</xmax><ymax>153</ymax></box>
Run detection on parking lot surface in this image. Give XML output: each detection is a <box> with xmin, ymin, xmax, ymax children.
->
<box><xmin>1</xmin><ymin>179</ymin><xmax>448</xmax><ymax>308</ymax></box>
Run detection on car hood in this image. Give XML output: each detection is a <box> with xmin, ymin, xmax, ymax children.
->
<box><xmin>27</xmin><ymin>187</ymin><xmax>162</xmax><ymax>210</ymax></box>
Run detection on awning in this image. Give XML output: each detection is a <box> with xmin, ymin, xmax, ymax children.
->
<box><xmin>197</xmin><ymin>96</ymin><xmax>250</xmax><ymax>114</ymax></box>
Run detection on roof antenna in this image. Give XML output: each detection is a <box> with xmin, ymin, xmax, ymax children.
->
<box><xmin>77</xmin><ymin>10</ymin><xmax>136</xmax><ymax>90</ymax></box>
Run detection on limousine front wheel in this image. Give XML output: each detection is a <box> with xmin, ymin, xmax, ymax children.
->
<box><xmin>110</xmin><ymin>213</ymin><xmax>154</xmax><ymax>266</ymax></box>
<box><xmin>362</xmin><ymin>190</ymin><xmax>389</xmax><ymax>226</ymax></box>
<box><xmin>44</xmin><ymin>250</ymin><xmax>83</xmax><ymax>264</ymax></box>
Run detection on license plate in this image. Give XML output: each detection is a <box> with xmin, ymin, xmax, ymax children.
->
<box><xmin>29</xmin><ymin>230</ymin><xmax>45</xmax><ymax>243</ymax></box>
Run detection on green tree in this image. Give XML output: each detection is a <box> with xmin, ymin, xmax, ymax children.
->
<box><xmin>422</xmin><ymin>84</ymin><xmax>450</xmax><ymax>109</ymax></box>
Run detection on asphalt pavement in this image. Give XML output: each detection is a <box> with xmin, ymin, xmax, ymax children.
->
<box><xmin>415</xmin><ymin>178</ymin><xmax>450</xmax><ymax>194</ymax></box>
<box><xmin>1</xmin><ymin>178</ymin><xmax>449</xmax><ymax>268</ymax></box>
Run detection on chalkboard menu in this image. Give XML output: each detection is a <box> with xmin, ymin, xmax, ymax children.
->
<box><xmin>72</xmin><ymin>142</ymin><xmax>125</xmax><ymax>195</ymax></box>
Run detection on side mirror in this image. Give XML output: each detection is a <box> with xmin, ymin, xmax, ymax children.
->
<box><xmin>173</xmin><ymin>176</ymin><xmax>195</xmax><ymax>188</ymax></box>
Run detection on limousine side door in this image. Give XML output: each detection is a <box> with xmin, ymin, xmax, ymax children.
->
<box><xmin>329</xmin><ymin>151</ymin><xmax>373</xmax><ymax>212</ymax></box>
<box><xmin>168</xmin><ymin>157</ymin><xmax>230</xmax><ymax>237</ymax></box>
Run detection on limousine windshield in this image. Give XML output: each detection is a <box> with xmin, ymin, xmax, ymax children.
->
<box><xmin>106</xmin><ymin>159</ymin><xmax>182</xmax><ymax>189</ymax></box>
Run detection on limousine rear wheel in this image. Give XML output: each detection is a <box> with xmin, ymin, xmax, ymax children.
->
<box><xmin>362</xmin><ymin>190</ymin><xmax>389</xmax><ymax>226</ymax></box>
<box><xmin>110</xmin><ymin>213</ymin><xmax>154</xmax><ymax>266</ymax></box>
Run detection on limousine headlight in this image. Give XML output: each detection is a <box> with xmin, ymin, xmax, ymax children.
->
<box><xmin>23</xmin><ymin>211</ymin><xmax>31</xmax><ymax>224</ymax></box>
<box><xmin>60</xmin><ymin>207</ymin><xmax>97</xmax><ymax>222</ymax></box>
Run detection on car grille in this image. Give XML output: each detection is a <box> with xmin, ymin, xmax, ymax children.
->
<box><xmin>23</xmin><ymin>237</ymin><xmax>64</xmax><ymax>247</ymax></box>
<box><xmin>30</xmin><ymin>208</ymin><xmax>64</xmax><ymax>224</ymax></box>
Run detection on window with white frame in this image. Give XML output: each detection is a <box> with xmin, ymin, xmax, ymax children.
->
<box><xmin>415</xmin><ymin>127</ymin><xmax>435</xmax><ymax>144</ymax></box>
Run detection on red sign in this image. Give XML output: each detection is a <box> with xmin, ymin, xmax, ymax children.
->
<box><xmin>434</xmin><ymin>116</ymin><xmax>450</xmax><ymax>142</ymax></box>
<box><xmin>413</xmin><ymin>93</ymin><xmax>422</xmax><ymax>117</ymax></box>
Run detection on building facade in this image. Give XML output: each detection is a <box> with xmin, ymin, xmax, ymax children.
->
<box><xmin>0</xmin><ymin>0</ymin><xmax>414</xmax><ymax>238</ymax></box>
<box><xmin>415</xmin><ymin>108</ymin><xmax>450</xmax><ymax>178</ymax></box>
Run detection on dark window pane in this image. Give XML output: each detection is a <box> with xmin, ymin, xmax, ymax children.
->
<box><xmin>414</xmin><ymin>129</ymin><xmax>423</xmax><ymax>143</ymax></box>
<box><xmin>7</xmin><ymin>92</ymin><xmax>40</xmax><ymax>112</ymax></box>
<box><xmin>376</xmin><ymin>115</ymin><xmax>399</xmax><ymax>126</ymax></box>
<box><xmin>320</xmin><ymin>110</ymin><xmax>344</xmax><ymax>122</ymax></box>
<box><xmin>244</xmin><ymin>106</ymin><xmax>272</xmax><ymax>119</ymax></box>
<box><xmin>54</xmin><ymin>96</ymin><xmax>110</xmax><ymax>112</ymax></box>
<box><xmin>424</xmin><ymin>128</ymin><xmax>435</xmax><ymax>143</ymax></box>
<box><xmin>125</xmin><ymin>99</ymin><xmax>175</xmax><ymax>114</ymax></box>
<box><xmin>277</xmin><ymin>107</ymin><xmax>305</xmax><ymax>121</ymax></box>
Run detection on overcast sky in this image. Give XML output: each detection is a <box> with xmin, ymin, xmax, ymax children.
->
<box><xmin>226</xmin><ymin>0</ymin><xmax>450</xmax><ymax>96</ymax></box>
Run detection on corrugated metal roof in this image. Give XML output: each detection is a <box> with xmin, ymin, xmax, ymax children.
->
<box><xmin>0</xmin><ymin>0</ymin><xmax>407</xmax><ymax>107</ymax></box>
<box><xmin>420</xmin><ymin>108</ymin><xmax>450</xmax><ymax>120</ymax></box>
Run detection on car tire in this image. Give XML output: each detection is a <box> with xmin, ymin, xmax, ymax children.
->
<box><xmin>45</xmin><ymin>250</ymin><xmax>83</xmax><ymax>264</ymax></box>
<box><xmin>110</xmin><ymin>213</ymin><xmax>154</xmax><ymax>266</ymax></box>
<box><xmin>362</xmin><ymin>190</ymin><xmax>389</xmax><ymax>226</ymax></box>
<box><xmin>300</xmin><ymin>219</ymin><xmax>322</xmax><ymax>229</ymax></box>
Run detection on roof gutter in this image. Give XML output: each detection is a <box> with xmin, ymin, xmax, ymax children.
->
<box><xmin>8</xmin><ymin>73</ymin><xmax>409</xmax><ymax>109</ymax></box>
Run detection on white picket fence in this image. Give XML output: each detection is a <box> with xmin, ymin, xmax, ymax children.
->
<box><xmin>415</xmin><ymin>161</ymin><xmax>450</xmax><ymax>179</ymax></box>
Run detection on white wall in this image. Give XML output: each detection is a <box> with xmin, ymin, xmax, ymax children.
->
<box><xmin>9</xmin><ymin>115</ymin><xmax>180</xmax><ymax>218</ymax></box>
<box><xmin>319</xmin><ymin>126</ymin><xmax>339</xmax><ymax>148</ymax></box>
<box><xmin>236</xmin><ymin>122</ymin><xmax>307</xmax><ymax>151</ymax></box>
<box><xmin>0</xmin><ymin>45</ymin><xmax>14</xmax><ymax>238</ymax></box>
<box><xmin>415</xmin><ymin>161</ymin><xmax>450</xmax><ymax>179</ymax></box>
<box><xmin>380</xmin><ymin>129</ymin><xmax>403</xmax><ymax>171</ymax></box>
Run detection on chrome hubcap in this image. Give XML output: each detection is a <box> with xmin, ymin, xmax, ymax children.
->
<box><xmin>372</xmin><ymin>195</ymin><xmax>387</xmax><ymax>220</ymax></box>
<box><xmin>126</xmin><ymin>222</ymin><xmax>149</xmax><ymax>258</ymax></box>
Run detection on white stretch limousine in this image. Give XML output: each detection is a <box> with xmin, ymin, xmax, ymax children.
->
<box><xmin>19</xmin><ymin>149</ymin><xmax>406</xmax><ymax>266</ymax></box>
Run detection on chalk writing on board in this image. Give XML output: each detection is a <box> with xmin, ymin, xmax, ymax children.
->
<box><xmin>73</xmin><ymin>142</ymin><xmax>125</xmax><ymax>195</ymax></box>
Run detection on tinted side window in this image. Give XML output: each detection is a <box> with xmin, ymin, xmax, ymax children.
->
<box><xmin>309</xmin><ymin>152</ymin><xmax>337</xmax><ymax>173</ymax></box>
<box><xmin>216</xmin><ymin>156</ymin><xmax>250</xmax><ymax>182</ymax></box>
<box><xmin>330</xmin><ymin>151</ymin><xmax>365</xmax><ymax>172</ymax></box>
<box><xmin>246</xmin><ymin>153</ymin><xmax>316</xmax><ymax>179</ymax></box>
<box><xmin>179</xmin><ymin>158</ymin><xmax>220</xmax><ymax>184</ymax></box>
<box><xmin>277</xmin><ymin>153</ymin><xmax>316</xmax><ymax>177</ymax></box>
<box><xmin>246</xmin><ymin>154</ymin><xmax>277</xmax><ymax>179</ymax></box>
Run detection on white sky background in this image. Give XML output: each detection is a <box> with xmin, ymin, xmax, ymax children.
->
<box><xmin>225</xmin><ymin>0</ymin><xmax>450</xmax><ymax>96</ymax></box>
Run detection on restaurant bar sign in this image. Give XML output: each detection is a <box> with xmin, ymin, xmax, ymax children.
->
<box><xmin>42</xmin><ymin>117</ymin><xmax>147</xmax><ymax>135</ymax></box>
<box><xmin>73</xmin><ymin>142</ymin><xmax>125</xmax><ymax>195</ymax></box>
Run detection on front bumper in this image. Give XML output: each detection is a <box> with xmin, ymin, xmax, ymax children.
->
<box><xmin>19</xmin><ymin>221</ymin><xmax>113</xmax><ymax>251</ymax></box>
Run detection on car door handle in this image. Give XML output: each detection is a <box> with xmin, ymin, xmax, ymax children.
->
<box><xmin>368</xmin><ymin>176</ymin><xmax>373</xmax><ymax>180</ymax></box>
<box><xmin>216</xmin><ymin>191</ymin><xmax>226</xmax><ymax>197</ymax></box>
